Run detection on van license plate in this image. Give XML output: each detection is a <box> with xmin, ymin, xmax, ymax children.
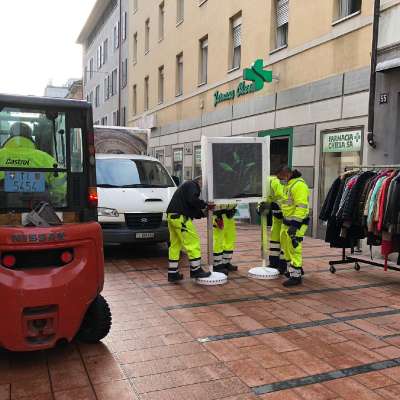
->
<box><xmin>136</xmin><ymin>233</ymin><xmax>155</xmax><ymax>239</ymax></box>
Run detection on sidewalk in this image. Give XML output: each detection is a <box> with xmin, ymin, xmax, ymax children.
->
<box><xmin>2</xmin><ymin>221</ymin><xmax>400</xmax><ymax>399</ymax></box>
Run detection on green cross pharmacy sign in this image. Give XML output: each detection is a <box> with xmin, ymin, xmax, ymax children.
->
<box><xmin>213</xmin><ymin>59</ymin><xmax>272</xmax><ymax>107</ymax></box>
<box><xmin>323</xmin><ymin>130</ymin><xmax>362</xmax><ymax>153</ymax></box>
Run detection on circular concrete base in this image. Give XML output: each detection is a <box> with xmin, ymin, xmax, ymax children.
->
<box><xmin>248</xmin><ymin>267</ymin><xmax>280</xmax><ymax>280</ymax></box>
<box><xmin>196</xmin><ymin>271</ymin><xmax>228</xmax><ymax>285</ymax></box>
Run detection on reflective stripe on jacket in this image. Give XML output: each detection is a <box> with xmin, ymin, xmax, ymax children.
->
<box><xmin>281</xmin><ymin>177</ymin><xmax>309</xmax><ymax>226</ymax></box>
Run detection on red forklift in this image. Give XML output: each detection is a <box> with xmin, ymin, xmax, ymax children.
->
<box><xmin>0</xmin><ymin>93</ymin><xmax>111</xmax><ymax>351</ymax></box>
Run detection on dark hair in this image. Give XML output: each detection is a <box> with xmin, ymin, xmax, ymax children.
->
<box><xmin>273</xmin><ymin>164</ymin><xmax>292</xmax><ymax>175</ymax></box>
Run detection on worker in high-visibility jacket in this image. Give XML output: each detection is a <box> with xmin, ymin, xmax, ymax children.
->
<box><xmin>279</xmin><ymin>167</ymin><xmax>310</xmax><ymax>287</ymax></box>
<box><xmin>257</xmin><ymin>175</ymin><xmax>286</xmax><ymax>273</ymax></box>
<box><xmin>213</xmin><ymin>204</ymin><xmax>238</xmax><ymax>275</ymax></box>
<box><xmin>166</xmin><ymin>176</ymin><xmax>211</xmax><ymax>282</ymax></box>
<box><xmin>0</xmin><ymin>123</ymin><xmax>67</xmax><ymax>205</ymax></box>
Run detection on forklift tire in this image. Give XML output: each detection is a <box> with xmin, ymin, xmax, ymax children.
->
<box><xmin>77</xmin><ymin>295</ymin><xmax>112</xmax><ymax>344</ymax></box>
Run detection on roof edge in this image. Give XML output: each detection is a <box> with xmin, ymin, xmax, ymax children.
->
<box><xmin>77</xmin><ymin>0</ymin><xmax>111</xmax><ymax>45</ymax></box>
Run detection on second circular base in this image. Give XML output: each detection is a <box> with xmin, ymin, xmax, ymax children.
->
<box><xmin>248</xmin><ymin>266</ymin><xmax>280</xmax><ymax>280</ymax></box>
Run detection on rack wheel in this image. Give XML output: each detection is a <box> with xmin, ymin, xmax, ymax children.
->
<box><xmin>354</xmin><ymin>263</ymin><xmax>361</xmax><ymax>271</ymax></box>
<box><xmin>329</xmin><ymin>266</ymin><xmax>336</xmax><ymax>274</ymax></box>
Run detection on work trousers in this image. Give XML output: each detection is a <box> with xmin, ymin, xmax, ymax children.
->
<box><xmin>280</xmin><ymin>223</ymin><xmax>308</xmax><ymax>277</ymax></box>
<box><xmin>269</xmin><ymin>216</ymin><xmax>283</xmax><ymax>268</ymax></box>
<box><xmin>167</xmin><ymin>214</ymin><xmax>201</xmax><ymax>274</ymax></box>
<box><xmin>213</xmin><ymin>214</ymin><xmax>237</xmax><ymax>267</ymax></box>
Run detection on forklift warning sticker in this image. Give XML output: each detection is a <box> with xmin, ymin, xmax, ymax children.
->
<box><xmin>5</xmin><ymin>172</ymin><xmax>45</xmax><ymax>193</ymax></box>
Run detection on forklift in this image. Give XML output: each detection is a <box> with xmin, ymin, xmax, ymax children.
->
<box><xmin>0</xmin><ymin>94</ymin><xmax>111</xmax><ymax>351</ymax></box>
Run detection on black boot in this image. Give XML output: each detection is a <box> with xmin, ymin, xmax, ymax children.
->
<box><xmin>213</xmin><ymin>264</ymin><xmax>229</xmax><ymax>275</ymax></box>
<box><xmin>191</xmin><ymin>267</ymin><xmax>212</xmax><ymax>279</ymax></box>
<box><xmin>284</xmin><ymin>267</ymin><xmax>304</xmax><ymax>278</ymax></box>
<box><xmin>279</xmin><ymin>261</ymin><xmax>288</xmax><ymax>276</ymax></box>
<box><xmin>282</xmin><ymin>276</ymin><xmax>302</xmax><ymax>287</ymax></box>
<box><xmin>224</xmin><ymin>263</ymin><xmax>238</xmax><ymax>272</ymax></box>
<box><xmin>168</xmin><ymin>272</ymin><xmax>184</xmax><ymax>283</ymax></box>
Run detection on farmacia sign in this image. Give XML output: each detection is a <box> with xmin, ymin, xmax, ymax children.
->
<box><xmin>214</xmin><ymin>59</ymin><xmax>272</xmax><ymax>107</ymax></box>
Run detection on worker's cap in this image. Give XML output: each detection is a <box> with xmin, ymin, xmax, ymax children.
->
<box><xmin>10</xmin><ymin>122</ymin><xmax>33</xmax><ymax>139</ymax></box>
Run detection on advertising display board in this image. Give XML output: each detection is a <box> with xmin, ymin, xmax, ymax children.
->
<box><xmin>201</xmin><ymin>136</ymin><xmax>270</xmax><ymax>204</ymax></box>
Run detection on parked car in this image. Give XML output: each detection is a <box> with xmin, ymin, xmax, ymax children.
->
<box><xmin>96</xmin><ymin>154</ymin><xmax>178</xmax><ymax>244</ymax></box>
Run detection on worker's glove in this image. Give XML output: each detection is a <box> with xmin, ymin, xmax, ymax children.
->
<box><xmin>225</xmin><ymin>209</ymin><xmax>236</xmax><ymax>219</ymax></box>
<box><xmin>207</xmin><ymin>203</ymin><xmax>216</xmax><ymax>211</ymax></box>
<box><xmin>288</xmin><ymin>225</ymin><xmax>298</xmax><ymax>237</ymax></box>
<box><xmin>291</xmin><ymin>237</ymin><xmax>300</xmax><ymax>249</ymax></box>
<box><xmin>216</xmin><ymin>217</ymin><xmax>224</xmax><ymax>230</ymax></box>
<box><xmin>270</xmin><ymin>202</ymin><xmax>280</xmax><ymax>211</ymax></box>
<box><xmin>257</xmin><ymin>202</ymin><xmax>270</xmax><ymax>215</ymax></box>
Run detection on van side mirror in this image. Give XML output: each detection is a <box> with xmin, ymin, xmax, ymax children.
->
<box><xmin>172</xmin><ymin>176</ymin><xmax>180</xmax><ymax>186</ymax></box>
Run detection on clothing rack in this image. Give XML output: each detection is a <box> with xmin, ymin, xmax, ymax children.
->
<box><xmin>328</xmin><ymin>164</ymin><xmax>400</xmax><ymax>274</ymax></box>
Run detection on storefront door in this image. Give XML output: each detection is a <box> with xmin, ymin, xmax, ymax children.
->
<box><xmin>257</xmin><ymin>128</ymin><xmax>293</xmax><ymax>224</ymax></box>
<box><xmin>317</xmin><ymin>129</ymin><xmax>362</xmax><ymax>239</ymax></box>
<box><xmin>258</xmin><ymin>128</ymin><xmax>293</xmax><ymax>171</ymax></box>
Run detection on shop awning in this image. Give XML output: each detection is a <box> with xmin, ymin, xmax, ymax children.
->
<box><xmin>376</xmin><ymin>57</ymin><xmax>400</xmax><ymax>72</ymax></box>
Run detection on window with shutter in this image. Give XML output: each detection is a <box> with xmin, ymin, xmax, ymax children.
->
<box><xmin>338</xmin><ymin>0</ymin><xmax>361</xmax><ymax>19</ymax></box>
<box><xmin>158</xmin><ymin>66</ymin><xmax>164</xmax><ymax>104</ymax></box>
<box><xmin>199</xmin><ymin>37</ymin><xmax>208</xmax><ymax>84</ymax></box>
<box><xmin>277</xmin><ymin>0</ymin><xmax>289</xmax><ymax>27</ymax></box>
<box><xmin>103</xmin><ymin>39</ymin><xmax>108</xmax><ymax>64</ymax></box>
<box><xmin>159</xmin><ymin>2</ymin><xmax>165</xmax><ymax>40</ymax></box>
<box><xmin>233</xmin><ymin>25</ymin><xmax>241</xmax><ymax>48</ymax></box>
<box><xmin>132</xmin><ymin>84</ymin><xmax>137</xmax><ymax>115</ymax></box>
<box><xmin>144</xmin><ymin>76</ymin><xmax>149</xmax><ymax>111</ymax></box>
<box><xmin>176</xmin><ymin>53</ymin><xmax>183</xmax><ymax>96</ymax></box>
<box><xmin>231</xmin><ymin>15</ymin><xmax>242</xmax><ymax>69</ymax></box>
<box><xmin>275</xmin><ymin>0</ymin><xmax>288</xmax><ymax>48</ymax></box>
<box><xmin>133</xmin><ymin>33</ymin><xmax>138</xmax><ymax>63</ymax></box>
<box><xmin>145</xmin><ymin>19</ymin><xmax>150</xmax><ymax>53</ymax></box>
<box><xmin>177</xmin><ymin>0</ymin><xmax>184</xmax><ymax>23</ymax></box>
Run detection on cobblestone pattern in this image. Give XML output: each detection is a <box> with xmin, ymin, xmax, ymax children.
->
<box><xmin>2</xmin><ymin>221</ymin><xmax>400</xmax><ymax>399</ymax></box>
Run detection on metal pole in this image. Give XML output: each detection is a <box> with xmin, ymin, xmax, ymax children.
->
<box><xmin>207</xmin><ymin>208</ymin><xmax>214</xmax><ymax>272</ymax></box>
<box><xmin>367</xmin><ymin>0</ymin><xmax>381</xmax><ymax>148</ymax></box>
<box><xmin>260</xmin><ymin>213</ymin><xmax>268</xmax><ymax>268</ymax></box>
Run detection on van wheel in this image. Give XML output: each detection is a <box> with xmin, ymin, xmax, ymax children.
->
<box><xmin>77</xmin><ymin>295</ymin><xmax>112</xmax><ymax>343</ymax></box>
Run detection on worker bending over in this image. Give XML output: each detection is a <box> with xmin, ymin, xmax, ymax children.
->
<box><xmin>279</xmin><ymin>166</ymin><xmax>310</xmax><ymax>287</ymax></box>
<box><xmin>166</xmin><ymin>176</ymin><xmax>211</xmax><ymax>282</ymax></box>
<box><xmin>213</xmin><ymin>204</ymin><xmax>238</xmax><ymax>275</ymax></box>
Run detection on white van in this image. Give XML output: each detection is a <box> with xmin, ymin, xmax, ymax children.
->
<box><xmin>95</xmin><ymin>154</ymin><xmax>178</xmax><ymax>244</ymax></box>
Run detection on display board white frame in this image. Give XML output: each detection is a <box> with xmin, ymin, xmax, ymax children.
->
<box><xmin>201</xmin><ymin>136</ymin><xmax>270</xmax><ymax>204</ymax></box>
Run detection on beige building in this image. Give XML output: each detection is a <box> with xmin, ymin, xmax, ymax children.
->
<box><xmin>128</xmin><ymin>0</ymin><xmax>375</xmax><ymax>237</ymax></box>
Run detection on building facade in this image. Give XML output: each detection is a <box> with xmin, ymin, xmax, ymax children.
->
<box><xmin>78</xmin><ymin>0</ymin><xmax>129</xmax><ymax>126</ymax></box>
<box><xmin>371</xmin><ymin>0</ymin><xmax>400</xmax><ymax>164</ymax></box>
<box><xmin>127</xmin><ymin>0</ymin><xmax>378</xmax><ymax>238</ymax></box>
<box><xmin>44</xmin><ymin>79</ymin><xmax>83</xmax><ymax>100</ymax></box>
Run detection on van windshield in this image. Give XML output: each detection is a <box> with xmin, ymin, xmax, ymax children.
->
<box><xmin>96</xmin><ymin>158</ymin><xmax>175</xmax><ymax>188</ymax></box>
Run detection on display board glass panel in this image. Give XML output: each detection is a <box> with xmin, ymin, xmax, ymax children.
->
<box><xmin>201</xmin><ymin>136</ymin><xmax>270</xmax><ymax>204</ymax></box>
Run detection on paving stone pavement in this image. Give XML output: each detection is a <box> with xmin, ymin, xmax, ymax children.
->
<box><xmin>3</xmin><ymin>221</ymin><xmax>400</xmax><ymax>399</ymax></box>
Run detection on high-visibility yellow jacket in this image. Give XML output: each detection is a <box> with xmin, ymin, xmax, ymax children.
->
<box><xmin>0</xmin><ymin>136</ymin><xmax>66</xmax><ymax>203</ymax></box>
<box><xmin>281</xmin><ymin>175</ymin><xmax>309</xmax><ymax>227</ymax></box>
<box><xmin>266</xmin><ymin>176</ymin><xmax>285</xmax><ymax>206</ymax></box>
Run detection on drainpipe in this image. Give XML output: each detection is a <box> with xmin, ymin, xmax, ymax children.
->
<box><xmin>118</xmin><ymin>0</ymin><xmax>122</xmax><ymax>126</ymax></box>
<box><xmin>367</xmin><ymin>0</ymin><xmax>381</xmax><ymax>148</ymax></box>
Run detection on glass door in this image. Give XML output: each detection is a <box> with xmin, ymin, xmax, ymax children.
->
<box><xmin>317</xmin><ymin>129</ymin><xmax>362</xmax><ymax>239</ymax></box>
